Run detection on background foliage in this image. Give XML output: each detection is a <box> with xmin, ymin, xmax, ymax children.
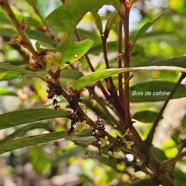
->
<box><xmin>0</xmin><ymin>0</ymin><xmax>186</xmax><ymax>185</ymax></box>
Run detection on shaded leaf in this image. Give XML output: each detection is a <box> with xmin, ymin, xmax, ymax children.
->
<box><xmin>60</xmin><ymin>69</ymin><xmax>83</xmax><ymax>80</ymax></box>
<box><xmin>181</xmin><ymin>114</ymin><xmax>186</xmax><ymax>127</ymax></box>
<box><xmin>89</xmin><ymin>41</ymin><xmax>117</xmax><ymax>54</ymax></box>
<box><xmin>151</xmin><ymin>147</ymin><xmax>167</xmax><ymax>161</ymax></box>
<box><xmin>91</xmin><ymin>12</ymin><xmax>103</xmax><ymax>33</ymax></box>
<box><xmin>174</xmin><ymin>169</ymin><xmax>186</xmax><ymax>186</ymax></box>
<box><xmin>52</xmin><ymin>147</ymin><xmax>82</xmax><ymax>166</ymax></box>
<box><xmin>132</xmin><ymin>10</ymin><xmax>169</xmax><ymax>44</ymax></box>
<box><xmin>0</xmin><ymin>63</ymin><xmax>48</xmax><ymax>82</ymax></box>
<box><xmin>130</xmin><ymin>81</ymin><xmax>186</xmax><ymax>102</ymax></box>
<box><xmin>0</xmin><ymin>27</ymin><xmax>16</xmax><ymax>37</ymax></box>
<box><xmin>0</xmin><ymin>122</ymin><xmax>49</xmax><ymax>145</ymax></box>
<box><xmin>27</xmin><ymin>30</ymin><xmax>55</xmax><ymax>47</ymax></box>
<box><xmin>73</xmin><ymin>66</ymin><xmax>186</xmax><ymax>90</ymax></box>
<box><xmin>0</xmin><ymin>131</ymin><xmax>66</xmax><ymax>154</ymax></box>
<box><xmin>132</xmin><ymin>111</ymin><xmax>160</xmax><ymax>123</ymax></box>
<box><xmin>104</xmin><ymin>10</ymin><xmax>119</xmax><ymax>35</ymax></box>
<box><xmin>0</xmin><ymin>108</ymin><xmax>69</xmax><ymax>130</ymax></box>
<box><xmin>25</xmin><ymin>0</ymin><xmax>37</xmax><ymax>7</ymax></box>
<box><xmin>153</xmin><ymin>56</ymin><xmax>186</xmax><ymax>68</ymax></box>
<box><xmin>0</xmin><ymin>130</ymin><xmax>93</xmax><ymax>154</ymax></box>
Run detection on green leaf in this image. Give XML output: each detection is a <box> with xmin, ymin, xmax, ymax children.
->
<box><xmin>0</xmin><ymin>10</ymin><xmax>11</xmax><ymax>25</ymax></box>
<box><xmin>73</xmin><ymin>66</ymin><xmax>186</xmax><ymax>90</ymax></box>
<box><xmin>104</xmin><ymin>10</ymin><xmax>119</xmax><ymax>36</ymax></box>
<box><xmin>153</xmin><ymin>56</ymin><xmax>186</xmax><ymax>68</ymax></box>
<box><xmin>0</xmin><ymin>130</ymin><xmax>93</xmax><ymax>154</ymax></box>
<box><xmin>27</xmin><ymin>30</ymin><xmax>55</xmax><ymax>47</ymax></box>
<box><xmin>0</xmin><ymin>108</ymin><xmax>69</xmax><ymax>130</ymax></box>
<box><xmin>0</xmin><ymin>122</ymin><xmax>49</xmax><ymax>145</ymax></box>
<box><xmin>45</xmin><ymin>0</ymin><xmax>116</xmax><ymax>35</ymax></box>
<box><xmin>174</xmin><ymin>169</ymin><xmax>186</xmax><ymax>186</ymax></box>
<box><xmin>130</xmin><ymin>81</ymin><xmax>186</xmax><ymax>102</ymax></box>
<box><xmin>181</xmin><ymin>114</ymin><xmax>186</xmax><ymax>127</ymax></box>
<box><xmin>0</xmin><ymin>131</ymin><xmax>66</xmax><ymax>154</ymax></box>
<box><xmin>52</xmin><ymin>147</ymin><xmax>82</xmax><ymax>166</ymax></box>
<box><xmin>89</xmin><ymin>41</ymin><xmax>117</xmax><ymax>54</ymax></box>
<box><xmin>60</xmin><ymin>69</ymin><xmax>83</xmax><ymax>80</ymax></box>
<box><xmin>151</xmin><ymin>147</ymin><xmax>167</xmax><ymax>161</ymax></box>
<box><xmin>0</xmin><ymin>27</ymin><xmax>16</xmax><ymax>37</ymax></box>
<box><xmin>0</xmin><ymin>63</ymin><xmax>48</xmax><ymax>82</ymax></box>
<box><xmin>91</xmin><ymin>12</ymin><xmax>103</xmax><ymax>33</ymax></box>
<box><xmin>0</xmin><ymin>71</ymin><xmax>21</xmax><ymax>81</ymax></box>
<box><xmin>0</xmin><ymin>88</ymin><xmax>17</xmax><ymax>96</ymax></box>
<box><xmin>25</xmin><ymin>0</ymin><xmax>37</xmax><ymax>7</ymax></box>
<box><xmin>60</xmin><ymin>40</ymin><xmax>94</xmax><ymax>67</ymax></box>
<box><xmin>132</xmin><ymin>111</ymin><xmax>160</xmax><ymax>123</ymax></box>
<box><xmin>132</xmin><ymin>10</ymin><xmax>169</xmax><ymax>44</ymax></box>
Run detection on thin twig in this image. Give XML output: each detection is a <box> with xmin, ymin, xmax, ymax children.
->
<box><xmin>74</xmin><ymin>28</ymin><xmax>126</xmax><ymax>130</ymax></box>
<box><xmin>146</xmin><ymin>73</ymin><xmax>186</xmax><ymax>145</ymax></box>
<box><xmin>118</xmin><ymin>20</ymin><xmax>125</xmax><ymax>104</ymax></box>
<box><xmin>122</xmin><ymin>4</ymin><xmax>132</xmax><ymax>127</ymax></box>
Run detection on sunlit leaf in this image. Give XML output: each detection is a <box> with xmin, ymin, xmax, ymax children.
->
<box><xmin>60</xmin><ymin>40</ymin><xmax>94</xmax><ymax>67</ymax></box>
<box><xmin>169</xmin><ymin>0</ymin><xmax>186</xmax><ymax>14</ymax></box>
<box><xmin>0</xmin><ymin>88</ymin><xmax>17</xmax><ymax>96</ymax></box>
<box><xmin>0</xmin><ymin>71</ymin><xmax>21</xmax><ymax>81</ymax></box>
<box><xmin>73</xmin><ymin>66</ymin><xmax>186</xmax><ymax>90</ymax></box>
<box><xmin>0</xmin><ymin>108</ymin><xmax>69</xmax><ymax>130</ymax></box>
<box><xmin>162</xmin><ymin>138</ymin><xmax>178</xmax><ymax>158</ymax></box>
<box><xmin>45</xmin><ymin>0</ymin><xmax>117</xmax><ymax>35</ymax></box>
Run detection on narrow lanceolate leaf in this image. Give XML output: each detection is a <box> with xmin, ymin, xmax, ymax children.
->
<box><xmin>0</xmin><ymin>88</ymin><xmax>17</xmax><ymax>96</ymax></box>
<box><xmin>0</xmin><ymin>108</ymin><xmax>69</xmax><ymax>130</ymax></box>
<box><xmin>60</xmin><ymin>40</ymin><xmax>94</xmax><ymax>67</ymax></box>
<box><xmin>91</xmin><ymin>12</ymin><xmax>103</xmax><ymax>33</ymax></box>
<box><xmin>130</xmin><ymin>81</ymin><xmax>186</xmax><ymax>102</ymax></box>
<box><xmin>0</xmin><ymin>131</ymin><xmax>66</xmax><ymax>154</ymax></box>
<box><xmin>73</xmin><ymin>66</ymin><xmax>186</xmax><ymax>90</ymax></box>
<box><xmin>132</xmin><ymin>111</ymin><xmax>161</xmax><ymax>123</ymax></box>
<box><xmin>45</xmin><ymin>0</ymin><xmax>116</xmax><ymax>35</ymax></box>
<box><xmin>0</xmin><ymin>122</ymin><xmax>49</xmax><ymax>145</ymax></box>
<box><xmin>132</xmin><ymin>10</ymin><xmax>169</xmax><ymax>44</ymax></box>
<box><xmin>0</xmin><ymin>71</ymin><xmax>21</xmax><ymax>81</ymax></box>
<box><xmin>0</xmin><ymin>130</ymin><xmax>94</xmax><ymax>154</ymax></box>
<box><xmin>153</xmin><ymin>56</ymin><xmax>186</xmax><ymax>68</ymax></box>
<box><xmin>0</xmin><ymin>63</ymin><xmax>48</xmax><ymax>82</ymax></box>
<box><xmin>104</xmin><ymin>10</ymin><xmax>119</xmax><ymax>36</ymax></box>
